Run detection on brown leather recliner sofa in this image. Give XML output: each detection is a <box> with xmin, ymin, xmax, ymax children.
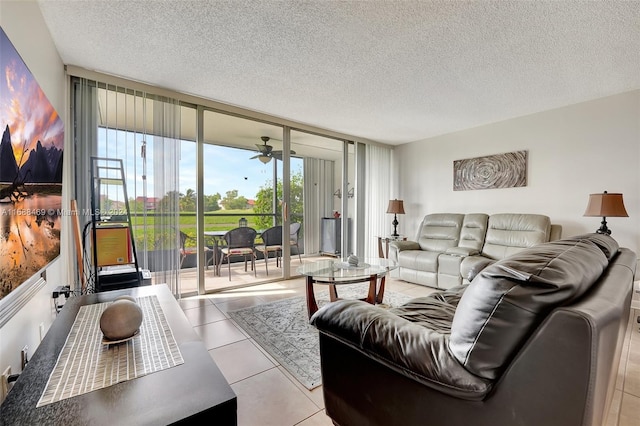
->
<box><xmin>311</xmin><ymin>234</ymin><xmax>636</xmax><ymax>426</ymax></box>
<box><xmin>389</xmin><ymin>213</ymin><xmax>562</xmax><ymax>289</ymax></box>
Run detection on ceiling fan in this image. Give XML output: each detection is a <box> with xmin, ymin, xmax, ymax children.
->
<box><xmin>250</xmin><ymin>136</ymin><xmax>295</xmax><ymax>163</ymax></box>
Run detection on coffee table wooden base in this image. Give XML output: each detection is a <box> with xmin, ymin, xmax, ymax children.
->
<box><xmin>305</xmin><ymin>274</ymin><xmax>387</xmax><ymax>319</ymax></box>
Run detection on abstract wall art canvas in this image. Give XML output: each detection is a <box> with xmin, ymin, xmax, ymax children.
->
<box><xmin>0</xmin><ymin>27</ymin><xmax>64</xmax><ymax>302</ymax></box>
<box><xmin>453</xmin><ymin>151</ymin><xmax>527</xmax><ymax>191</ymax></box>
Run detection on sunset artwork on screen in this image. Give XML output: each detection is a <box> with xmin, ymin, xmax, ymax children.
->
<box><xmin>0</xmin><ymin>27</ymin><xmax>64</xmax><ymax>300</ymax></box>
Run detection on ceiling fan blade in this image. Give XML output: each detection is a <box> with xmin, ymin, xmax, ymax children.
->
<box><xmin>250</xmin><ymin>154</ymin><xmax>261</xmax><ymax>159</ymax></box>
<box><xmin>271</xmin><ymin>149</ymin><xmax>296</xmax><ymax>156</ymax></box>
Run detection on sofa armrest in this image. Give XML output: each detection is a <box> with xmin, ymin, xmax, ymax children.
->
<box><xmin>550</xmin><ymin>224</ymin><xmax>563</xmax><ymax>241</ymax></box>
<box><xmin>460</xmin><ymin>256</ymin><xmax>496</xmax><ymax>282</ymax></box>
<box><xmin>311</xmin><ymin>300</ymin><xmax>492</xmax><ymax>399</ymax></box>
<box><xmin>445</xmin><ymin>247</ymin><xmax>479</xmax><ymax>257</ymax></box>
<box><xmin>390</xmin><ymin>240</ymin><xmax>421</xmax><ymax>252</ymax></box>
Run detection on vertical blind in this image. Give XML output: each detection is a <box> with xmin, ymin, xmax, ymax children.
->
<box><xmin>71</xmin><ymin>78</ymin><xmax>183</xmax><ymax>295</ymax></box>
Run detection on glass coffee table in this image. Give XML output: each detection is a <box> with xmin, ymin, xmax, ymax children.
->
<box><xmin>297</xmin><ymin>258</ymin><xmax>398</xmax><ymax>318</ymax></box>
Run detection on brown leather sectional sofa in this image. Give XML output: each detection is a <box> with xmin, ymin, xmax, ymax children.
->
<box><xmin>390</xmin><ymin>213</ymin><xmax>562</xmax><ymax>288</ymax></box>
<box><xmin>312</xmin><ymin>233</ymin><xmax>636</xmax><ymax>426</ymax></box>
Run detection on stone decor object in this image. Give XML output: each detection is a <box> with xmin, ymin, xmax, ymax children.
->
<box><xmin>347</xmin><ymin>254</ymin><xmax>359</xmax><ymax>267</ymax></box>
<box><xmin>115</xmin><ymin>295</ymin><xmax>137</xmax><ymax>303</ymax></box>
<box><xmin>100</xmin><ymin>298</ymin><xmax>143</xmax><ymax>342</ymax></box>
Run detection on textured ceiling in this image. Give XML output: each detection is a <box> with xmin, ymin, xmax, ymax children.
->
<box><xmin>37</xmin><ymin>0</ymin><xmax>640</xmax><ymax>145</ymax></box>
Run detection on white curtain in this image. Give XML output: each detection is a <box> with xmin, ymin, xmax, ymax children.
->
<box><xmin>364</xmin><ymin>145</ymin><xmax>394</xmax><ymax>258</ymax></box>
<box><xmin>303</xmin><ymin>158</ymin><xmax>335</xmax><ymax>255</ymax></box>
<box><xmin>71</xmin><ymin>78</ymin><xmax>181</xmax><ymax>295</ymax></box>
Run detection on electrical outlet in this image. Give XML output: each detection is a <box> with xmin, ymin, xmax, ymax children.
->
<box><xmin>1</xmin><ymin>366</ymin><xmax>11</xmax><ymax>402</ymax></box>
<box><xmin>21</xmin><ymin>346</ymin><xmax>28</xmax><ymax>371</ymax></box>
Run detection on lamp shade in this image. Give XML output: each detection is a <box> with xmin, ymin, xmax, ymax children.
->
<box><xmin>386</xmin><ymin>199</ymin><xmax>405</xmax><ymax>215</ymax></box>
<box><xmin>583</xmin><ymin>192</ymin><xmax>628</xmax><ymax>217</ymax></box>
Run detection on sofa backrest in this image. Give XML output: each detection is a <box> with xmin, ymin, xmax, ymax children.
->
<box><xmin>481</xmin><ymin>213</ymin><xmax>551</xmax><ymax>260</ymax></box>
<box><xmin>449</xmin><ymin>234</ymin><xmax>617</xmax><ymax>380</ymax></box>
<box><xmin>416</xmin><ymin>213</ymin><xmax>464</xmax><ymax>252</ymax></box>
<box><xmin>458</xmin><ymin>214</ymin><xmax>489</xmax><ymax>251</ymax></box>
<box><xmin>489</xmin><ymin>242</ymin><xmax>634</xmax><ymax>426</ymax></box>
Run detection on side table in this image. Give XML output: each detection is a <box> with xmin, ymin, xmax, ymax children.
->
<box><xmin>377</xmin><ymin>235</ymin><xmax>407</xmax><ymax>258</ymax></box>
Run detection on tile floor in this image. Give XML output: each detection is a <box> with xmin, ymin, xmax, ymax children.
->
<box><xmin>178</xmin><ymin>277</ymin><xmax>640</xmax><ymax>426</ymax></box>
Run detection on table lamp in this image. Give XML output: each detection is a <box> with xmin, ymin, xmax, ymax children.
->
<box><xmin>386</xmin><ymin>199</ymin><xmax>405</xmax><ymax>237</ymax></box>
<box><xmin>583</xmin><ymin>191</ymin><xmax>628</xmax><ymax>235</ymax></box>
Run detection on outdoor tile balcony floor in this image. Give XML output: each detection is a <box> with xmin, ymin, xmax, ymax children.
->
<box><xmin>178</xmin><ymin>277</ymin><xmax>640</xmax><ymax>426</ymax></box>
<box><xmin>176</xmin><ymin>254</ymin><xmax>325</xmax><ymax>294</ymax></box>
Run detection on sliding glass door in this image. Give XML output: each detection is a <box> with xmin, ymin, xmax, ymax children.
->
<box><xmin>201</xmin><ymin>110</ymin><xmax>287</xmax><ymax>291</ymax></box>
<box><xmin>290</xmin><ymin>131</ymin><xmax>355</xmax><ymax>259</ymax></box>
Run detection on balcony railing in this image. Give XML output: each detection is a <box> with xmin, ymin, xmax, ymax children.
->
<box><xmin>127</xmin><ymin>211</ymin><xmax>304</xmax><ymax>271</ymax></box>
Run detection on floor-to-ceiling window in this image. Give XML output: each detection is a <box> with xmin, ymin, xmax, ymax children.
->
<box><xmin>71</xmin><ymin>73</ymin><xmax>389</xmax><ymax>297</ymax></box>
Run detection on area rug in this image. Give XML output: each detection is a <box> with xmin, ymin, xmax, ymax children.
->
<box><xmin>228</xmin><ymin>284</ymin><xmax>413</xmax><ymax>390</ymax></box>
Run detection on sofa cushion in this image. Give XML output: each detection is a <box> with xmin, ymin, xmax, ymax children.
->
<box><xmin>311</xmin><ymin>298</ymin><xmax>493</xmax><ymax>399</ymax></box>
<box><xmin>398</xmin><ymin>250</ymin><xmax>439</xmax><ymax>272</ymax></box>
<box><xmin>390</xmin><ymin>285</ymin><xmax>466</xmax><ymax>332</ymax></box>
<box><xmin>449</xmin><ymin>235</ymin><xmax>611</xmax><ymax>380</ymax></box>
<box><xmin>417</xmin><ymin>213</ymin><xmax>464</xmax><ymax>252</ymax></box>
<box><xmin>458</xmin><ymin>213</ymin><xmax>489</xmax><ymax>251</ymax></box>
<box><xmin>481</xmin><ymin>213</ymin><xmax>551</xmax><ymax>260</ymax></box>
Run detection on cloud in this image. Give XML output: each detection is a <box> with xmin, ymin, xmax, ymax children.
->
<box><xmin>5</xmin><ymin>64</ymin><xmax>15</xmax><ymax>93</ymax></box>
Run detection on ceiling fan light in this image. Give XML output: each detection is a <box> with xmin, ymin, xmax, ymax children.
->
<box><xmin>258</xmin><ymin>155</ymin><xmax>272</xmax><ymax>164</ymax></box>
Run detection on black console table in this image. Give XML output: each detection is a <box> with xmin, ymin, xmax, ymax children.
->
<box><xmin>0</xmin><ymin>284</ymin><xmax>237</xmax><ymax>425</ymax></box>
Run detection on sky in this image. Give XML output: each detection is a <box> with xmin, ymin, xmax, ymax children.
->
<box><xmin>0</xmin><ymin>28</ymin><xmax>64</xmax><ymax>163</ymax></box>
<box><xmin>189</xmin><ymin>143</ymin><xmax>303</xmax><ymax>199</ymax></box>
<box><xmin>98</xmin><ymin>129</ymin><xmax>302</xmax><ymax>201</ymax></box>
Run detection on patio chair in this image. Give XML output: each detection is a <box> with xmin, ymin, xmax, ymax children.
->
<box><xmin>255</xmin><ymin>226</ymin><xmax>283</xmax><ymax>276</ymax></box>
<box><xmin>220</xmin><ymin>227</ymin><xmax>258</xmax><ymax>280</ymax></box>
<box><xmin>179</xmin><ymin>231</ymin><xmax>213</xmax><ymax>269</ymax></box>
<box><xmin>290</xmin><ymin>222</ymin><xmax>302</xmax><ymax>262</ymax></box>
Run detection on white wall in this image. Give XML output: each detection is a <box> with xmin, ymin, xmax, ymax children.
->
<box><xmin>395</xmin><ymin>91</ymin><xmax>640</xmax><ymax>255</ymax></box>
<box><xmin>0</xmin><ymin>1</ymin><xmax>68</xmax><ymax>379</ymax></box>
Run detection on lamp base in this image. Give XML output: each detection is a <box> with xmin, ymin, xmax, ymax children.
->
<box><xmin>596</xmin><ymin>217</ymin><xmax>611</xmax><ymax>235</ymax></box>
<box><xmin>391</xmin><ymin>214</ymin><xmax>399</xmax><ymax>237</ymax></box>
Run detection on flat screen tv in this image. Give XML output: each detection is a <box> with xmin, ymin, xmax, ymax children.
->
<box><xmin>0</xmin><ymin>26</ymin><xmax>64</xmax><ymax>326</ymax></box>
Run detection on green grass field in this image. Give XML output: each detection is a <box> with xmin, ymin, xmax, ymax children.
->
<box><xmin>129</xmin><ymin>209</ymin><xmax>267</xmax><ymax>248</ymax></box>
